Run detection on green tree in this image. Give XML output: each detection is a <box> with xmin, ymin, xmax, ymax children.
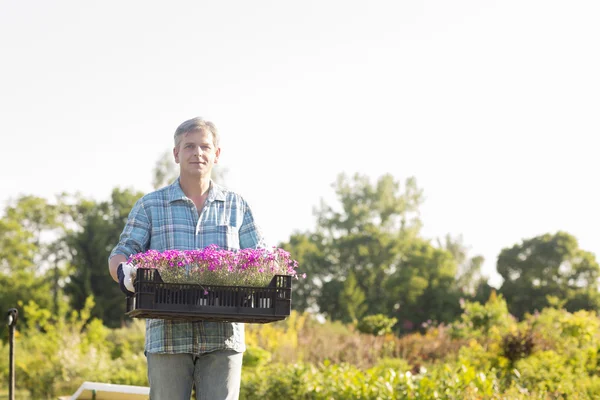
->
<box><xmin>385</xmin><ymin>238</ymin><xmax>461</xmax><ymax>332</ymax></box>
<box><xmin>0</xmin><ymin>196</ymin><xmax>59</xmax><ymax>336</ymax></box>
<box><xmin>498</xmin><ymin>231</ymin><xmax>600</xmax><ymax>319</ymax></box>
<box><xmin>64</xmin><ymin>188</ymin><xmax>144</xmax><ymax>327</ymax></box>
<box><xmin>338</xmin><ymin>271</ymin><xmax>368</xmax><ymax>323</ymax></box>
<box><xmin>437</xmin><ymin>234</ymin><xmax>486</xmax><ymax>296</ymax></box>
<box><xmin>3</xmin><ymin>195</ymin><xmax>75</xmax><ymax>314</ymax></box>
<box><xmin>436</xmin><ymin>233</ymin><xmax>493</xmax><ymax>305</ymax></box>
<box><xmin>318</xmin><ymin>279</ymin><xmax>345</xmax><ymax>321</ymax></box>
<box><xmin>309</xmin><ymin>172</ymin><xmax>470</xmax><ymax>331</ymax></box>
<box><xmin>279</xmin><ymin>172</ymin><xmax>469</xmax><ymax>331</ymax></box>
<box><xmin>152</xmin><ymin>150</ymin><xmax>179</xmax><ymax>190</ymax></box>
<box><xmin>312</xmin><ymin>173</ymin><xmax>423</xmax><ymax>322</ymax></box>
<box><xmin>280</xmin><ymin>232</ymin><xmax>329</xmax><ymax>313</ymax></box>
<box><xmin>315</xmin><ymin>173</ymin><xmax>423</xmax><ymax>237</ymax></box>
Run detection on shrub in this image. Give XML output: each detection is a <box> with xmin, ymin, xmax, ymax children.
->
<box><xmin>8</xmin><ymin>298</ymin><xmax>148</xmax><ymax>399</ymax></box>
<box><xmin>357</xmin><ymin>314</ymin><xmax>398</xmax><ymax>336</ymax></box>
<box><xmin>243</xmin><ymin>346</ymin><xmax>272</xmax><ymax>368</ymax></box>
<box><xmin>501</xmin><ymin>329</ymin><xmax>535</xmax><ymax>364</ymax></box>
<box><xmin>449</xmin><ymin>291</ymin><xmax>514</xmax><ymax>340</ymax></box>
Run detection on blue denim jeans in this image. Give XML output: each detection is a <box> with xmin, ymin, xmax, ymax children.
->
<box><xmin>147</xmin><ymin>350</ymin><xmax>243</xmax><ymax>400</ymax></box>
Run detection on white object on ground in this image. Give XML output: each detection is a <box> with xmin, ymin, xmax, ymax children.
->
<box><xmin>58</xmin><ymin>381</ymin><xmax>149</xmax><ymax>399</ymax></box>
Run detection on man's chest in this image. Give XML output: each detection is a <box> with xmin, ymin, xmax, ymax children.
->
<box><xmin>147</xmin><ymin>201</ymin><xmax>243</xmax><ymax>251</ymax></box>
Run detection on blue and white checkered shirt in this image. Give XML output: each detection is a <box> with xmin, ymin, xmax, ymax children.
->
<box><xmin>109</xmin><ymin>178</ymin><xmax>266</xmax><ymax>355</ymax></box>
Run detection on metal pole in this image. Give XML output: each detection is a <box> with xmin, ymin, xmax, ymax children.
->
<box><xmin>7</xmin><ymin>308</ymin><xmax>18</xmax><ymax>400</ymax></box>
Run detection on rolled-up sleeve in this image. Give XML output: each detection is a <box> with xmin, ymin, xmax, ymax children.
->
<box><xmin>109</xmin><ymin>198</ymin><xmax>151</xmax><ymax>260</ymax></box>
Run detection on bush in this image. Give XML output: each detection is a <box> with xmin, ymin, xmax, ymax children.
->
<box><xmin>243</xmin><ymin>346</ymin><xmax>272</xmax><ymax>368</ymax></box>
<box><xmin>6</xmin><ymin>298</ymin><xmax>148</xmax><ymax>399</ymax></box>
<box><xmin>4</xmin><ymin>300</ymin><xmax>600</xmax><ymax>399</ymax></box>
<box><xmin>449</xmin><ymin>291</ymin><xmax>514</xmax><ymax>340</ymax></box>
<box><xmin>357</xmin><ymin>314</ymin><xmax>398</xmax><ymax>336</ymax></box>
<box><xmin>241</xmin><ymin>361</ymin><xmax>504</xmax><ymax>400</ymax></box>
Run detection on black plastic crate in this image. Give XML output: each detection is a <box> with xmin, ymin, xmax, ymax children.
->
<box><xmin>126</xmin><ymin>268</ymin><xmax>292</xmax><ymax>323</ymax></box>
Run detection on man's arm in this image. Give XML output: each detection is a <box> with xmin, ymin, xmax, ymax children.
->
<box><xmin>239</xmin><ymin>200</ymin><xmax>267</xmax><ymax>249</ymax></box>
<box><xmin>107</xmin><ymin>198</ymin><xmax>151</xmax><ymax>282</ymax></box>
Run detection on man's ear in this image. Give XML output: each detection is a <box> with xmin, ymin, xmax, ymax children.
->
<box><xmin>173</xmin><ymin>147</ymin><xmax>180</xmax><ymax>164</ymax></box>
<box><xmin>214</xmin><ymin>147</ymin><xmax>221</xmax><ymax>164</ymax></box>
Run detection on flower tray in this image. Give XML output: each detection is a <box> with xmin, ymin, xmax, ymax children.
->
<box><xmin>125</xmin><ymin>268</ymin><xmax>292</xmax><ymax>323</ymax></box>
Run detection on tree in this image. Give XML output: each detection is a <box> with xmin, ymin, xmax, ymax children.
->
<box><xmin>498</xmin><ymin>231</ymin><xmax>600</xmax><ymax>319</ymax></box>
<box><xmin>437</xmin><ymin>234</ymin><xmax>484</xmax><ymax>294</ymax></box>
<box><xmin>385</xmin><ymin>238</ymin><xmax>461</xmax><ymax>332</ymax></box>
<box><xmin>152</xmin><ymin>150</ymin><xmax>179</xmax><ymax>189</ymax></box>
<box><xmin>287</xmin><ymin>172</ymin><xmax>469</xmax><ymax>331</ymax></box>
<box><xmin>4</xmin><ymin>195</ymin><xmax>76</xmax><ymax>315</ymax></box>
<box><xmin>0</xmin><ymin>197</ymin><xmax>59</xmax><ymax>336</ymax></box>
<box><xmin>315</xmin><ymin>173</ymin><xmax>423</xmax><ymax>237</ymax></box>
<box><xmin>278</xmin><ymin>172</ymin><xmax>469</xmax><ymax>331</ymax></box>
<box><xmin>311</xmin><ymin>173</ymin><xmax>424</xmax><ymax>323</ymax></box>
<box><xmin>436</xmin><ymin>233</ymin><xmax>491</xmax><ymax>303</ymax></box>
<box><xmin>338</xmin><ymin>271</ymin><xmax>368</xmax><ymax>323</ymax></box>
<box><xmin>279</xmin><ymin>232</ymin><xmax>330</xmax><ymax>313</ymax></box>
<box><xmin>64</xmin><ymin>188</ymin><xmax>144</xmax><ymax>327</ymax></box>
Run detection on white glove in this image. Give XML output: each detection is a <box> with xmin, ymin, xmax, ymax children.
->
<box><xmin>121</xmin><ymin>262</ymin><xmax>137</xmax><ymax>293</ymax></box>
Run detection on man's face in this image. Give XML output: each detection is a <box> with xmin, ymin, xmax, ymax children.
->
<box><xmin>173</xmin><ymin>129</ymin><xmax>220</xmax><ymax>178</ymax></box>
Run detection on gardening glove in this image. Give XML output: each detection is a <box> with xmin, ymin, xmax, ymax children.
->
<box><xmin>117</xmin><ymin>262</ymin><xmax>136</xmax><ymax>296</ymax></box>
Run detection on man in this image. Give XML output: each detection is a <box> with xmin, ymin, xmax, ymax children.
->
<box><xmin>108</xmin><ymin>117</ymin><xmax>266</xmax><ymax>400</ymax></box>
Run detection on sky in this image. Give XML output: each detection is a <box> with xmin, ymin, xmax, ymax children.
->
<box><xmin>1</xmin><ymin>0</ymin><xmax>599</xmax><ymax>288</ymax></box>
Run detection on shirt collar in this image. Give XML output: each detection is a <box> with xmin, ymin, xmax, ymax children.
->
<box><xmin>168</xmin><ymin>178</ymin><xmax>226</xmax><ymax>203</ymax></box>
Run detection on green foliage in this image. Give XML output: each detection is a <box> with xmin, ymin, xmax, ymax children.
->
<box><xmin>512</xmin><ymin>350</ymin><xmax>600</xmax><ymax>398</ymax></box>
<box><xmin>241</xmin><ymin>360</ymin><xmax>505</xmax><ymax>400</ymax></box>
<box><xmin>3</xmin><ymin>303</ymin><xmax>600</xmax><ymax>399</ymax></box>
<box><xmin>437</xmin><ymin>234</ymin><xmax>487</xmax><ymax>297</ymax></box>
<box><xmin>279</xmin><ymin>232</ymin><xmax>329</xmax><ymax>313</ymax></box>
<box><xmin>1</xmin><ymin>298</ymin><xmax>147</xmax><ymax>399</ymax></box>
<box><xmin>498</xmin><ymin>231</ymin><xmax>600</xmax><ymax>319</ymax></box>
<box><xmin>243</xmin><ymin>346</ymin><xmax>272</xmax><ymax>368</ymax></box>
<box><xmin>372</xmin><ymin>357</ymin><xmax>411</xmax><ymax>374</ymax></box>
<box><xmin>385</xmin><ymin>238</ymin><xmax>462</xmax><ymax>332</ymax></box>
<box><xmin>339</xmin><ymin>272</ymin><xmax>368</xmax><ymax>323</ymax></box>
<box><xmin>0</xmin><ymin>198</ymin><xmax>57</xmax><ymax>336</ymax></box>
<box><xmin>3</xmin><ymin>172</ymin><xmax>600</xmax><ymax>398</ymax></box>
<box><xmin>0</xmin><ymin>218</ymin><xmax>36</xmax><ymax>272</ymax></box>
<box><xmin>357</xmin><ymin>314</ymin><xmax>398</xmax><ymax>336</ymax></box>
<box><xmin>311</xmin><ymin>173</ymin><xmax>425</xmax><ymax>322</ymax></box>
<box><xmin>293</xmin><ymin>172</ymin><xmax>470</xmax><ymax>333</ymax></box>
<box><xmin>246</xmin><ymin>311</ymin><xmax>466</xmax><ymax>370</ymax></box>
<box><xmin>152</xmin><ymin>150</ymin><xmax>179</xmax><ymax>190</ymax></box>
<box><xmin>11</xmin><ymin>297</ymin><xmax>107</xmax><ymax>398</ymax></box>
<box><xmin>449</xmin><ymin>291</ymin><xmax>513</xmax><ymax>339</ymax></box>
<box><xmin>64</xmin><ymin>188</ymin><xmax>144</xmax><ymax>327</ymax></box>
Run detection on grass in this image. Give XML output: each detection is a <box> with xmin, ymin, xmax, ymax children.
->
<box><xmin>0</xmin><ymin>389</ymin><xmax>30</xmax><ymax>400</ymax></box>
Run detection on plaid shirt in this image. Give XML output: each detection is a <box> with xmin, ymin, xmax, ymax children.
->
<box><xmin>109</xmin><ymin>178</ymin><xmax>266</xmax><ymax>355</ymax></box>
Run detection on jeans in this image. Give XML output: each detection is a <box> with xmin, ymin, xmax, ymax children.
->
<box><xmin>147</xmin><ymin>350</ymin><xmax>243</xmax><ymax>400</ymax></box>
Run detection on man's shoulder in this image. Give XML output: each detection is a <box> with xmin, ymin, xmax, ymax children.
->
<box><xmin>211</xmin><ymin>182</ymin><xmax>247</xmax><ymax>203</ymax></box>
<box><xmin>138</xmin><ymin>181</ymin><xmax>179</xmax><ymax>205</ymax></box>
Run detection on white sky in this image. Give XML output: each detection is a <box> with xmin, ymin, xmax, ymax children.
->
<box><xmin>1</xmin><ymin>0</ymin><xmax>598</xmax><ymax>288</ymax></box>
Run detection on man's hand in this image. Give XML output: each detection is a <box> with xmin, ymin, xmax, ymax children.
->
<box><xmin>117</xmin><ymin>262</ymin><xmax>135</xmax><ymax>296</ymax></box>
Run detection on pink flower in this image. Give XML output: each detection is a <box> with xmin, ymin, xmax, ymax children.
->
<box><xmin>128</xmin><ymin>245</ymin><xmax>305</xmax><ymax>287</ymax></box>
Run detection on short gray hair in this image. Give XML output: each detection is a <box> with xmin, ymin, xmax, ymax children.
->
<box><xmin>173</xmin><ymin>117</ymin><xmax>219</xmax><ymax>148</ymax></box>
